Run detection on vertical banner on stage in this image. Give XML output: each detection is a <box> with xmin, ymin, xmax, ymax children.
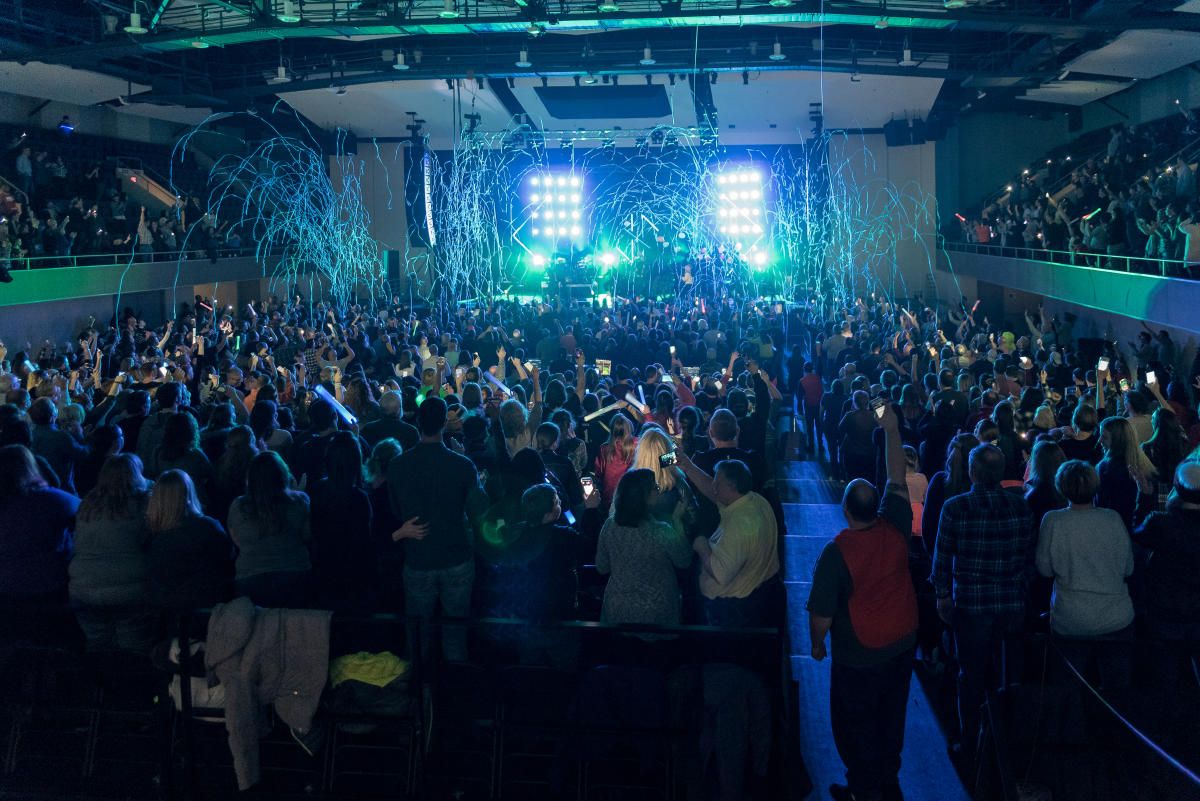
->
<box><xmin>422</xmin><ymin>149</ymin><xmax>437</xmax><ymax>247</ymax></box>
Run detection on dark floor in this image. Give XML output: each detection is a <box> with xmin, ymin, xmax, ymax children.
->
<box><xmin>778</xmin><ymin>458</ymin><xmax>970</xmax><ymax>801</ymax></box>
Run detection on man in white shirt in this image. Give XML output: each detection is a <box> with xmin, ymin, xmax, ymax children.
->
<box><xmin>679</xmin><ymin>456</ymin><xmax>781</xmax><ymax>627</ymax></box>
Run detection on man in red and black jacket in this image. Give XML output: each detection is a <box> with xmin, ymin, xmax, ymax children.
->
<box><xmin>807</xmin><ymin>403</ymin><xmax>916</xmax><ymax>801</ymax></box>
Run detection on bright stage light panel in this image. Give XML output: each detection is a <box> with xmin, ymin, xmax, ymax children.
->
<box><xmin>524</xmin><ymin>171</ymin><xmax>586</xmax><ymax>242</ymax></box>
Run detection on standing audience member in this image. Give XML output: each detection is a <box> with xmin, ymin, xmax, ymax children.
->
<box><xmin>807</xmin><ymin>405</ymin><xmax>914</xmax><ymax>801</ymax></box>
<box><xmin>0</xmin><ymin>444</ymin><xmax>77</xmax><ymax>602</ymax></box>
<box><xmin>680</xmin><ymin>456</ymin><xmax>781</xmax><ymax>627</ymax></box>
<box><xmin>595</xmin><ymin>469</ymin><xmax>693</xmax><ymax>628</ymax></box>
<box><xmin>933</xmin><ymin>444</ymin><xmax>1034</xmax><ymax>763</ymax></box>
<box><xmin>145</xmin><ymin>470</ymin><xmax>234</xmax><ymax>611</ymax></box>
<box><xmin>228</xmin><ymin>451</ymin><xmax>312</xmax><ymax>607</ymax></box>
<box><xmin>386</xmin><ymin>396</ymin><xmax>485</xmax><ymax>662</ymax></box>
<box><xmin>69</xmin><ymin>455</ymin><xmax>153</xmax><ymax>652</ymax></box>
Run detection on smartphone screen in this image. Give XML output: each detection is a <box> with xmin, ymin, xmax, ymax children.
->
<box><xmin>1146</xmin><ymin>370</ymin><xmax>1157</xmax><ymax>385</ymax></box>
<box><xmin>870</xmin><ymin>396</ymin><xmax>887</xmax><ymax>419</ymax></box>
<box><xmin>1097</xmin><ymin>357</ymin><xmax>1110</xmax><ymax>372</ymax></box>
<box><xmin>659</xmin><ymin>451</ymin><xmax>678</xmax><ymax>467</ymax></box>
<box><xmin>1020</xmin><ymin>356</ymin><xmax>1032</xmax><ymax>369</ymax></box>
<box><xmin>1119</xmin><ymin>378</ymin><xmax>1130</xmax><ymax>392</ymax></box>
<box><xmin>581</xmin><ymin>476</ymin><xmax>594</xmax><ymax>498</ymax></box>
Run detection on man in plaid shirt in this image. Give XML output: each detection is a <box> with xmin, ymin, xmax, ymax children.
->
<box><xmin>931</xmin><ymin>444</ymin><xmax>1034</xmax><ymax>764</ymax></box>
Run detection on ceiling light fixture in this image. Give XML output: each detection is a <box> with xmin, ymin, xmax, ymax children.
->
<box><xmin>598</xmin><ymin>0</ymin><xmax>620</xmax><ymax>11</ymax></box>
<box><xmin>393</xmin><ymin>51</ymin><xmax>410</xmax><ymax>70</ymax></box>
<box><xmin>439</xmin><ymin>0</ymin><xmax>460</xmax><ymax>18</ymax></box>
<box><xmin>639</xmin><ymin>44</ymin><xmax>656</xmax><ymax>66</ymax></box>
<box><xmin>943</xmin><ymin>0</ymin><xmax>967</xmax><ymax>8</ymax></box>
<box><xmin>191</xmin><ymin>39</ymin><xmax>210</xmax><ymax>48</ymax></box>
<box><xmin>516</xmin><ymin>48</ymin><xmax>532</xmax><ymax>68</ymax></box>
<box><xmin>768</xmin><ymin>39</ymin><xmax>786</xmax><ymax>61</ymax></box>
<box><xmin>875</xmin><ymin>17</ymin><xmax>888</xmax><ymax>28</ymax></box>
<box><xmin>124</xmin><ymin>11</ymin><xmax>148</xmax><ymax>34</ymax></box>
<box><xmin>332</xmin><ymin>85</ymin><xmax>347</xmax><ymax>95</ymax></box>
<box><xmin>582</xmin><ymin>73</ymin><xmax>597</xmax><ymax>84</ymax></box>
<box><xmin>898</xmin><ymin>37</ymin><xmax>917</xmax><ymax>67</ymax></box>
<box><xmin>768</xmin><ymin>0</ymin><xmax>792</xmax><ymax>6</ymax></box>
<box><xmin>527</xmin><ymin>23</ymin><xmax>543</xmax><ymax>35</ymax></box>
<box><xmin>277</xmin><ymin>0</ymin><xmax>302</xmax><ymax>23</ymax></box>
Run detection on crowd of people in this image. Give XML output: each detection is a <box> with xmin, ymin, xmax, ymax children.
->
<box><xmin>4</xmin><ymin>278</ymin><xmax>1200</xmax><ymax>798</ymax></box>
<box><xmin>2</xmin><ymin>129</ymin><xmax>240</xmax><ymax>269</ymax></box>
<box><xmin>0</xmin><ymin>293</ymin><xmax>791</xmax><ymax>658</ymax></box>
<box><xmin>802</xmin><ymin>296</ymin><xmax>1200</xmax><ymax>800</ymax></box>
<box><xmin>955</xmin><ymin>105</ymin><xmax>1200</xmax><ymax>273</ymax></box>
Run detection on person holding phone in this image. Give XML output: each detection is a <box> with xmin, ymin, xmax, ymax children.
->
<box><xmin>631</xmin><ymin>429</ymin><xmax>696</xmax><ymax>531</ymax></box>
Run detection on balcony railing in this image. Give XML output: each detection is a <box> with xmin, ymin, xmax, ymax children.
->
<box><xmin>1</xmin><ymin>246</ymin><xmax>267</xmax><ymax>272</ymax></box>
<box><xmin>942</xmin><ymin>239</ymin><xmax>1198</xmax><ymax>281</ymax></box>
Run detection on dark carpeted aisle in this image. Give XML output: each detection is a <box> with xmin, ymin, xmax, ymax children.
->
<box><xmin>778</xmin><ymin>459</ymin><xmax>970</xmax><ymax>801</ymax></box>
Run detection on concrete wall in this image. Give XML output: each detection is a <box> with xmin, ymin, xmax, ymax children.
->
<box><xmin>829</xmin><ymin>134</ymin><xmax>939</xmax><ymax>299</ymax></box>
<box><xmin>1079</xmin><ymin>64</ymin><xmax>1200</xmax><ymax>138</ymax></box>
<box><xmin>935</xmin><ymin>112</ymin><xmax>1072</xmax><ymax>213</ymax></box>
<box><xmin>0</xmin><ymin>91</ymin><xmax>185</xmax><ymax>147</ymax></box>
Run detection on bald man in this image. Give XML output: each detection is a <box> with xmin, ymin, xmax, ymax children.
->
<box><xmin>807</xmin><ymin>403</ymin><xmax>915</xmax><ymax>801</ymax></box>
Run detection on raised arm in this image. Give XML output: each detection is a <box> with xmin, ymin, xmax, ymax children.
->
<box><xmin>676</xmin><ymin>449</ymin><xmax>719</xmax><ymax>505</ymax></box>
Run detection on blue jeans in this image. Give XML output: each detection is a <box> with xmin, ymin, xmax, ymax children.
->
<box><xmin>404</xmin><ymin>559</ymin><xmax>475</xmax><ymax>664</ymax></box>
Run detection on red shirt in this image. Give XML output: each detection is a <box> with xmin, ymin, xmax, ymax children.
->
<box><xmin>800</xmin><ymin>373</ymin><xmax>824</xmax><ymax>407</ymax></box>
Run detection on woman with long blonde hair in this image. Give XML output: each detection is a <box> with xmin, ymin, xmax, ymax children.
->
<box><xmin>632</xmin><ymin>427</ymin><xmax>696</xmax><ymax>529</ymax></box>
<box><xmin>594</xmin><ymin>412</ymin><xmax>637</xmax><ymax>509</ymax></box>
<box><xmin>1097</xmin><ymin>416</ymin><xmax>1156</xmax><ymax>531</ymax></box>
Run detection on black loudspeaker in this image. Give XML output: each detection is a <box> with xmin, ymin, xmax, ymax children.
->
<box><xmin>385</xmin><ymin>250</ymin><xmax>401</xmax><ymax>282</ymax></box>
<box><xmin>883</xmin><ymin>119</ymin><xmax>910</xmax><ymax>147</ymax></box>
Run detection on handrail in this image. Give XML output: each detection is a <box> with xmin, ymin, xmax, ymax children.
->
<box><xmin>942</xmin><ymin>239</ymin><xmax>1197</xmax><ymax>281</ymax></box>
<box><xmin>0</xmin><ymin>246</ymin><xmax>271</xmax><ymax>271</ymax></box>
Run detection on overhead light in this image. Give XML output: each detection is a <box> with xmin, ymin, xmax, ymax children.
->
<box><xmin>768</xmin><ymin>40</ymin><xmax>786</xmax><ymax>62</ymax></box>
<box><xmin>598</xmin><ymin>0</ymin><xmax>620</xmax><ymax>11</ymax></box>
<box><xmin>516</xmin><ymin>48</ymin><xmax>532</xmax><ymax>68</ymax></box>
<box><xmin>527</xmin><ymin>22</ymin><xmax>543</xmax><ymax>35</ymax></box>
<box><xmin>439</xmin><ymin>0</ymin><xmax>460</xmax><ymax>18</ymax></box>
<box><xmin>768</xmin><ymin>0</ymin><xmax>792</xmax><ymax>6</ymax></box>
<box><xmin>123</xmin><ymin>12</ymin><xmax>148</xmax><ymax>34</ymax></box>
<box><xmin>639</xmin><ymin>44</ymin><xmax>655</xmax><ymax>66</ymax></box>
<box><xmin>267</xmin><ymin>65</ymin><xmax>291</xmax><ymax>84</ymax></box>
<box><xmin>191</xmin><ymin>39</ymin><xmax>210</xmax><ymax>49</ymax></box>
<box><xmin>582</xmin><ymin>73</ymin><xmax>597</xmax><ymax>84</ymax></box>
<box><xmin>277</xmin><ymin>0</ymin><xmax>302</xmax><ymax>23</ymax></box>
<box><xmin>875</xmin><ymin>17</ymin><xmax>888</xmax><ymax>28</ymax></box>
<box><xmin>898</xmin><ymin>37</ymin><xmax>917</xmax><ymax>67</ymax></box>
<box><xmin>332</xmin><ymin>85</ymin><xmax>347</xmax><ymax>95</ymax></box>
<box><xmin>393</xmin><ymin>51</ymin><xmax>410</xmax><ymax>70</ymax></box>
<box><xmin>943</xmin><ymin>0</ymin><xmax>967</xmax><ymax>7</ymax></box>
